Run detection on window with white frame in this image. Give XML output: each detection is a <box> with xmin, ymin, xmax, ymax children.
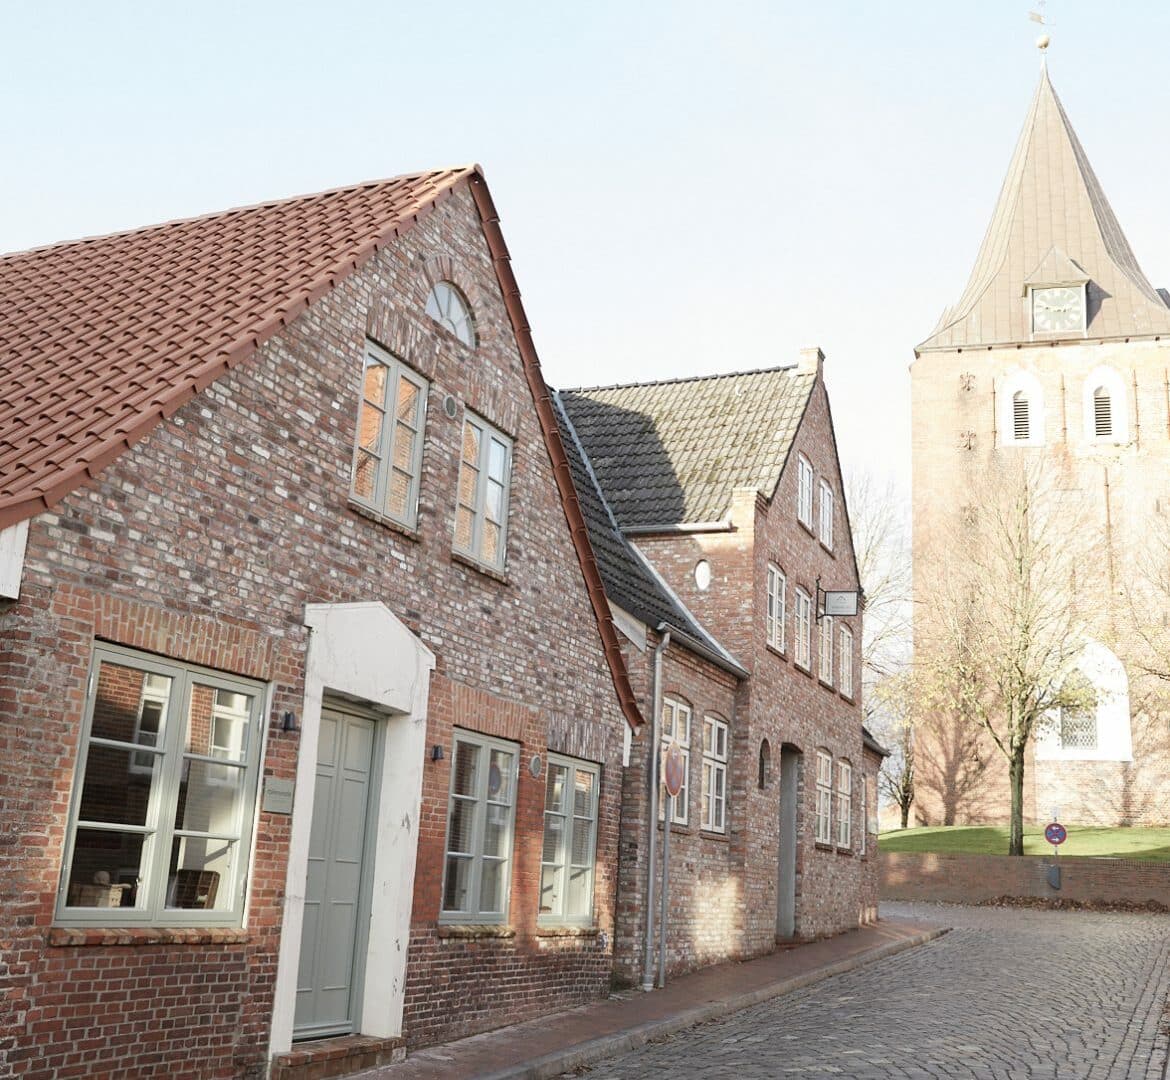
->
<box><xmin>819</xmin><ymin>614</ymin><xmax>834</xmax><ymax>685</ymax></box>
<box><xmin>797</xmin><ymin>455</ymin><xmax>814</xmax><ymax>528</ymax></box>
<box><xmin>836</xmin><ymin>760</ymin><xmax>852</xmax><ymax>848</ymax></box>
<box><xmin>794</xmin><ymin>588</ymin><xmax>812</xmax><ymax>671</ymax></box>
<box><xmin>58</xmin><ymin>645</ymin><xmax>265</xmax><ymax>926</ymax></box>
<box><xmin>351</xmin><ymin>343</ymin><xmax>428</xmax><ymax>527</ymax></box>
<box><xmin>815</xmin><ymin>751</ymin><xmax>833</xmax><ymax>845</ymax></box>
<box><xmin>701</xmin><ymin>715</ymin><xmax>729</xmax><ymax>833</ymax></box>
<box><xmin>660</xmin><ymin>696</ymin><xmax>691</xmax><ymax>825</ymax></box>
<box><xmin>539</xmin><ymin>756</ymin><xmax>599</xmax><ymax>925</ymax></box>
<box><xmin>766</xmin><ymin>564</ymin><xmax>786</xmax><ymax>652</ymax></box>
<box><xmin>998</xmin><ymin>371</ymin><xmax>1045</xmax><ymax>447</ymax></box>
<box><xmin>859</xmin><ymin>775</ymin><xmax>868</xmax><ymax>856</ymax></box>
<box><xmin>454</xmin><ymin>414</ymin><xmax>513</xmax><ymax>570</ymax></box>
<box><xmin>441</xmin><ymin>731</ymin><xmax>518</xmax><ymax>922</ymax></box>
<box><xmin>839</xmin><ymin>625</ymin><xmax>854</xmax><ymax>698</ymax></box>
<box><xmin>425</xmin><ymin>281</ymin><xmax>477</xmax><ymax>347</ymax></box>
<box><xmin>819</xmin><ymin>480</ymin><xmax>834</xmax><ymax>550</ymax></box>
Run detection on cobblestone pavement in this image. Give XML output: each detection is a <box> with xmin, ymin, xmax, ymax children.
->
<box><xmin>578</xmin><ymin>903</ymin><xmax>1170</xmax><ymax>1079</ymax></box>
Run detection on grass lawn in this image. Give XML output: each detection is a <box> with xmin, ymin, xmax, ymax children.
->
<box><xmin>879</xmin><ymin>825</ymin><xmax>1170</xmax><ymax>861</ymax></box>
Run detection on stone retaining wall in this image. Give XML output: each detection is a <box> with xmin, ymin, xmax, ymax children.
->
<box><xmin>880</xmin><ymin>851</ymin><xmax>1170</xmax><ymax>905</ymax></box>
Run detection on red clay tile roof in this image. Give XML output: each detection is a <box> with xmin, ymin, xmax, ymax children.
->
<box><xmin>0</xmin><ymin>166</ymin><xmax>476</xmax><ymax>530</ymax></box>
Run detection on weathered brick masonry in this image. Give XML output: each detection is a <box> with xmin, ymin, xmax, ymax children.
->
<box><xmin>0</xmin><ymin>183</ymin><xmax>627</xmax><ymax>1077</ymax></box>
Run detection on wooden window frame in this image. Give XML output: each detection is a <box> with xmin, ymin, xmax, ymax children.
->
<box><xmin>815</xmin><ymin>750</ymin><xmax>833</xmax><ymax>845</ymax></box>
<box><xmin>836</xmin><ymin>760</ymin><xmax>853</xmax><ymax>849</ymax></box>
<box><xmin>819</xmin><ymin>480</ymin><xmax>834</xmax><ymax>550</ymax></box>
<box><xmin>57</xmin><ymin>644</ymin><xmax>266</xmax><ymax>928</ymax></box>
<box><xmin>839</xmin><ymin>624</ymin><xmax>854</xmax><ymax>699</ymax></box>
<box><xmin>766</xmin><ymin>563</ymin><xmax>786</xmax><ymax>653</ymax></box>
<box><xmin>700</xmin><ymin>715</ymin><xmax>729</xmax><ymax>834</ymax></box>
<box><xmin>454</xmin><ymin>412</ymin><xmax>513</xmax><ymax>571</ymax></box>
<box><xmin>819</xmin><ymin>614</ymin><xmax>834</xmax><ymax>685</ymax></box>
<box><xmin>794</xmin><ymin>588</ymin><xmax>813</xmax><ymax>671</ymax></box>
<box><xmin>349</xmin><ymin>342</ymin><xmax>428</xmax><ymax>528</ymax></box>
<box><xmin>539</xmin><ymin>755</ymin><xmax>600</xmax><ymax>927</ymax></box>
<box><xmin>797</xmin><ymin>454</ymin><xmax>814</xmax><ymax>528</ymax></box>
<box><xmin>440</xmin><ymin>730</ymin><xmax>519</xmax><ymax>924</ymax></box>
<box><xmin>659</xmin><ymin>696</ymin><xmax>692</xmax><ymax>826</ymax></box>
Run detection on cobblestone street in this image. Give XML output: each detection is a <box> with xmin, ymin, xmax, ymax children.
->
<box><xmin>579</xmin><ymin>903</ymin><xmax>1170</xmax><ymax>1079</ymax></box>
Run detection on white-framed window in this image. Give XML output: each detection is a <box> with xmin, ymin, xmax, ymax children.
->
<box><xmin>819</xmin><ymin>614</ymin><xmax>834</xmax><ymax>685</ymax></box>
<box><xmin>58</xmin><ymin>645</ymin><xmax>265</xmax><ymax>926</ymax></box>
<box><xmin>815</xmin><ymin>750</ymin><xmax>833</xmax><ymax>845</ymax></box>
<box><xmin>836</xmin><ymin>760</ymin><xmax>852</xmax><ymax>849</ymax></box>
<box><xmin>998</xmin><ymin>371</ymin><xmax>1045</xmax><ymax>447</ymax></box>
<box><xmin>797</xmin><ymin>454</ymin><xmax>814</xmax><ymax>528</ymax></box>
<box><xmin>441</xmin><ymin>730</ymin><xmax>518</xmax><ymax>922</ymax></box>
<box><xmin>794</xmin><ymin>588</ymin><xmax>812</xmax><ymax>671</ymax></box>
<box><xmin>539</xmin><ymin>755</ymin><xmax>599</xmax><ymax>926</ymax></box>
<box><xmin>454</xmin><ymin>414</ymin><xmax>513</xmax><ymax>570</ymax></box>
<box><xmin>839</xmin><ymin>625</ymin><xmax>854</xmax><ymax>699</ymax></box>
<box><xmin>425</xmin><ymin>280</ymin><xmax>477</xmax><ymax>347</ymax></box>
<box><xmin>819</xmin><ymin>480</ymin><xmax>834</xmax><ymax>550</ymax></box>
<box><xmin>700</xmin><ymin>715</ymin><xmax>729</xmax><ymax>833</ymax></box>
<box><xmin>766</xmin><ymin>564</ymin><xmax>786</xmax><ymax>652</ymax></box>
<box><xmin>350</xmin><ymin>343</ymin><xmax>428</xmax><ymax>527</ymax></box>
<box><xmin>859</xmin><ymin>775</ymin><xmax>868</xmax><ymax>856</ymax></box>
<box><xmin>1082</xmin><ymin>366</ymin><xmax>1127</xmax><ymax>444</ymax></box>
<box><xmin>660</xmin><ymin>696</ymin><xmax>691</xmax><ymax>826</ymax></box>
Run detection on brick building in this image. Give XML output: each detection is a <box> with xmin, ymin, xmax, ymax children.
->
<box><xmin>0</xmin><ymin>168</ymin><xmax>642</xmax><ymax>1079</ymax></box>
<box><xmin>912</xmin><ymin>62</ymin><xmax>1170</xmax><ymax>827</ymax></box>
<box><xmin>556</xmin><ymin>351</ymin><xmax>884</xmax><ymax>985</ymax></box>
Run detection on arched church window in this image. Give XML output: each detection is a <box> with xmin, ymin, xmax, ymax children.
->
<box><xmin>1036</xmin><ymin>640</ymin><xmax>1132</xmax><ymax>762</ymax></box>
<box><xmin>998</xmin><ymin>371</ymin><xmax>1044</xmax><ymax>447</ymax></box>
<box><xmin>1059</xmin><ymin>671</ymin><xmax>1097</xmax><ymax>750</ymax></box>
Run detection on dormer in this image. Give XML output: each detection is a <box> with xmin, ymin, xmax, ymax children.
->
<box><xmin>1024</xmin><ymin>247</ymin><xmax>1089</xmax><ymax>338</ymax></box>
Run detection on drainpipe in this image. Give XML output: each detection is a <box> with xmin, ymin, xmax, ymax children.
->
<box><xmin>641</xmin><ymin>626</ymin><xmax>671</xmax><ymax>992</ymax></box>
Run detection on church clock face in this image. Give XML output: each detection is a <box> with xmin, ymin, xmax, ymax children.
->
<box><xmin>1032</xmin><ymin>286</ymin><xmax>1085</xmax><ymax>333</ymax></box>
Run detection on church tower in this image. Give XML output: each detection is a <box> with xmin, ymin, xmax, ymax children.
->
<box><xmin>911</xmin><ymin>53</ymin><xmax>1170</xmax><ymax>827</ymax></box>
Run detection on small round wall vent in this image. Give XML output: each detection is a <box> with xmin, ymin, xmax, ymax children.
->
<box><xmin>694</xmin><ymin>559</ymin><xmax>712</xmax><ymax>591</ymax></box>
<box><xmin>443</xmin><ymin>394</ymin><xmax>459</xmax><ymax>420</ymax></box>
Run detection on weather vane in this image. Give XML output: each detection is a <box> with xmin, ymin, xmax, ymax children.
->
<box><xmin>1029</xmin><ymin>1</ymin><xmax>1052</xmax><ymax>59</ymax></box>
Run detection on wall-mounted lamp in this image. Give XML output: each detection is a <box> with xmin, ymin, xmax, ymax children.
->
<box><xmin>431</xmin><ymin>744</ymin><xmax>445</xmax><ymax>763</ymax></box>
<box><xmin>282</xmin><ymin>711</ymin><xmax>299</xmax><ymax>733</ymax></box>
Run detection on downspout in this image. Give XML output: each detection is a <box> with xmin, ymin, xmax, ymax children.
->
<box><xmin>641</xmin><ymin>626</ymin><xmax>671</xmax><ymax>992</ymax></box>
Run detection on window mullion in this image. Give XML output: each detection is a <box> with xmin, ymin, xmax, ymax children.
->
<box><xmin>375</xmin><ymin>362</ymin><xmax>399</xmax><ymax>510</ymax></box>
<box><xmin>143</xmin><ymin>669</ymin><xmax>187</xmax><ymax>921</ymax></box>
<box><xmin>469</xmin><ymin>747</ymin><xmax>488</xmax><ymax>917</ymax></box>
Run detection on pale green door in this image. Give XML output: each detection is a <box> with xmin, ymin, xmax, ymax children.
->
<box><xmin>295</xmin><ymin>708</ymin><xmax>376</xmax><ymax>1038</ymax></box>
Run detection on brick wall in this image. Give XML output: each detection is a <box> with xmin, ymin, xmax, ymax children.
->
<box><xmin>613</xmin><ymin>364</ymin><xmax>873</xmax><ymax>983</ymax></box>
<box><xmin>0</xmin><ymin>186</ymin><xmax>626</xmax><ymax>1077</ymax></box>
<box><xmin>880</xmin><ymin>850</ymin><xmax>1170</xmax><ymax>906</ymax></box>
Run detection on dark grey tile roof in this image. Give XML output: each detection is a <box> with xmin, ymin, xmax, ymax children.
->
<box><xmin>558</xmin><ymin>366</ymin><xmax>816</xmax><ymax>530</ymax></box>
<box><xmin>552</xmin><ymin>391</ymin><xmax>741</xmax><ymax>672</ymax></box>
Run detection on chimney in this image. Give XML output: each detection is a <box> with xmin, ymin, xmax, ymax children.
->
<box><xmin>797</xmin><ymin>346</ymin><xmax>824</xmax><ymax>377</ymax></box>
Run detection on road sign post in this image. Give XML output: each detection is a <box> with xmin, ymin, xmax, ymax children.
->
<box><xmin>659</xmin><ymin>742</ymin><xmax>685</xmax><ymax>989</ymax></box>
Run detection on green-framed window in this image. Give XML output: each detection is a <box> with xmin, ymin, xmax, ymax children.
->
<box><xmin>57</xmin><ymin>644</ymin><xmax>266</xmax><ymax>926</ymax></box>
<box><xmin>539</xmin><ymin>755</ymin><xmax>600</xmax><ymax>926</ymax></box>
<box><xmin>440</xmin><ymin>730</ymin><xmax>518</xmax><ymax>923</ymax></box>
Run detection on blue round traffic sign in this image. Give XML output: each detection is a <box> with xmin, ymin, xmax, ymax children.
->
<box><xmin>1044</xmin><ymin>822</ymin><xmax>1067</xmax><ymax>846</ymax></box>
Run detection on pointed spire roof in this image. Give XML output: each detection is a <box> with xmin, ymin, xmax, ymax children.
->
<box><xmin>918</xmin><ymin>67</ymin><xmax>1170</xmax><ymax>351</ymax></box>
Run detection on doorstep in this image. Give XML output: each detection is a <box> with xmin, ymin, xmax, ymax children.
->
<box><xmin>272</xmin><ymin>1034</ymin><xmax>407</xmax><ymax>1080</ymax></box>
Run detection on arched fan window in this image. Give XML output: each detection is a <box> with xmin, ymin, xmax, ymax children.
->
<box><xmin>425</xmin><ymin>281</ymin><xmax>477</xmax><ymax>347</ymax></box>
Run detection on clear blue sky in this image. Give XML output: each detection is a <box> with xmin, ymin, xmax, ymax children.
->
<box><xmin>5</xmin><ymin>1</ymin><xmax>1169</xmax><ymax>490</ymax></box>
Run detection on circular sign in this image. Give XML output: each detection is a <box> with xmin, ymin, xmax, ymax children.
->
<box><xmin>1044</xmin><ymin>822</ymin><xmax>1067</xmax><ymax>846</ymax></box>
<box><xmin>663</xmin><ymin>741</ymin><xmax>685</xmax><ymax>798</ymax></box>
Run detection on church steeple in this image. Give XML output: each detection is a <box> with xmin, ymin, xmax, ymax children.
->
<box><xmin>918</xmin><ymin>65</ymin><xmax>1170</xmax><ymax>351</ymax></box>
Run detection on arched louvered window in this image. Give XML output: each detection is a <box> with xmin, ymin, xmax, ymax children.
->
<box><xmin>1093</xmin><ymin>386</ymin><xmax>1113</xmax><ymax>437</ymax></box>
<box><xmin>1012</xmin><ymin>392</ymin><xmax>1030</xmax><ymax>441</ymax></box>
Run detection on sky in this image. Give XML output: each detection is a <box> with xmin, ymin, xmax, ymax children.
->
<box><xmin>5</xmin><ymin>1</ymin><xmax>1170</xmax><ymax>494</ymax></box>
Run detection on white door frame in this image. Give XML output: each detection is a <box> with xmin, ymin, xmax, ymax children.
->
<box><xmin>269</xmin><ymin>602</ymin><xmax>434</xmax><ymax>1057</ymax></box>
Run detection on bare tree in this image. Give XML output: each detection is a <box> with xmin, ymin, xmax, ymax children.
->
<box><xmin>846</xmin><ymin>470</ymin><xmax>914</xmax><ymax>825</ymax></box>
<box><xmin>914</xmin><ymin>457</ymin><xmax>1096</xmax><ymax>855</ymax></box>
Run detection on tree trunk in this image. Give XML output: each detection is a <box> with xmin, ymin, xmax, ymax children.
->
<box><xmin>1008</xmin><ymin>750</ymin><xmax>1025</xmax><ymax>856</ymax></box>
<box><xmin>900</xmin><ymin>797</ymin><xmax>911</xmax><ymax>829</ymax></box>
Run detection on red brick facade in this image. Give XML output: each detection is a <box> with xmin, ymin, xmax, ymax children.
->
<box><xmin>611</xmin><ymin>363</ymin><xmax>879</xmax><ymax>987</ymax></box>
<box><xmin>0</xmin><ymin>186</ymin><xmax>627</xmax><ymax>1077</ymax></box>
